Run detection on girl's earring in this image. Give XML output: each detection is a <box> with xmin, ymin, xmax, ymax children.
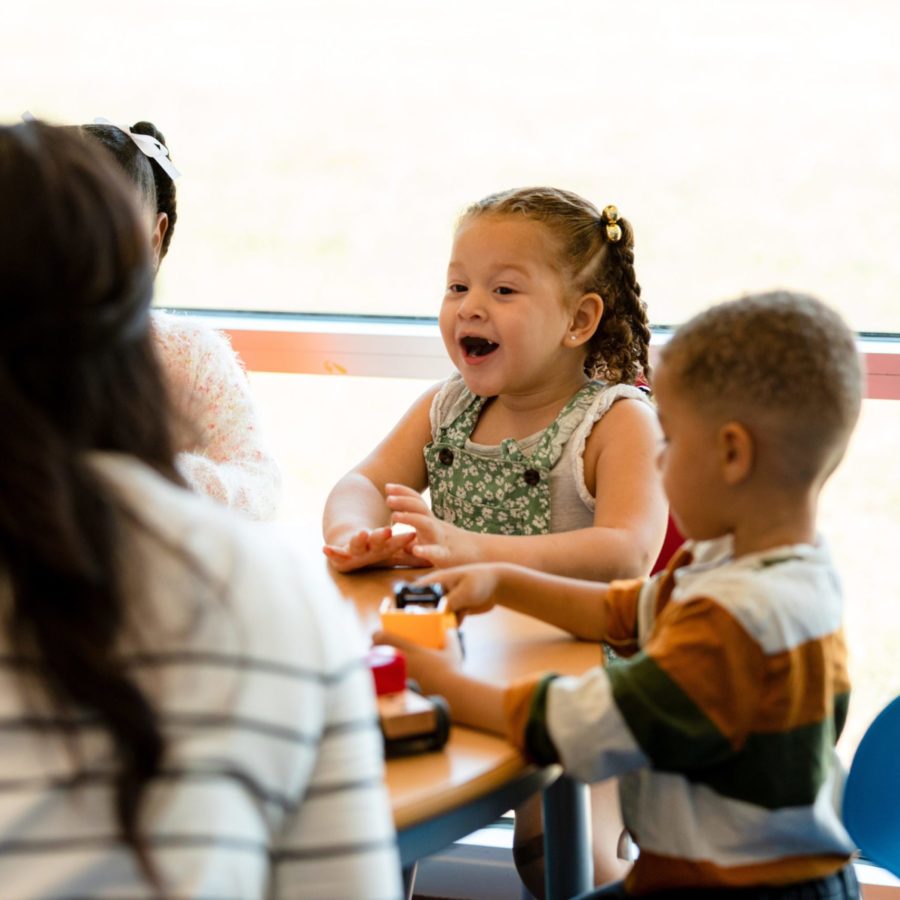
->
<box><xmin>570</xmin><ymin>334</ymin><xmax>578</xmax><ymax>342</ymax></box>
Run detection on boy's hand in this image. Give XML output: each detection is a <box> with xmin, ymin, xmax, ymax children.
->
<box><xmin>374</xmin><ymin>628</ymin><xmax>507</xmax><ymax>736</ymax></box>
<box><xmin>416</xmin><ymin>564</ymin><xmax>506</xmax><ymax>623</ymax></box>
<box><xmin>373</xmin><ymin>629</ymin><xmax>463</xmax><ymax>698</ymax></box>
<box><xmin>323</xmin><ymin>526</ymin><xmax>423</xmax><ymax>573</ymax></box>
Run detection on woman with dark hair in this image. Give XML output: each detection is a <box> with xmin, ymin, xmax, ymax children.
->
<box><xmin>80</xmin><ymin>119</ymin><xmax>281</xmax><ymax>521</ymax></box>
<box><xmin>0</xmin><ymin>120</ymin><xmax>400</xmax><ymax>898</ymax></box>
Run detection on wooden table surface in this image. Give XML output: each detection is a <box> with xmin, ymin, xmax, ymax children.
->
<box><xmin>328</xmin><ymin>565</ymin><xmax>604</xmax><ymax>830</ymax></box>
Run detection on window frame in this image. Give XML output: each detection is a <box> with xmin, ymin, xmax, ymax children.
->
<box><xmin>173</xmin><ymin>309</ymin><xmax>900</xmax><ymax>399</ymax></box>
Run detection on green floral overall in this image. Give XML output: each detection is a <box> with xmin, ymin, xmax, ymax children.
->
<box><xmin>424</xmin><ymin>382</ymin><xmax>605</xmax><ymax>535</ymax></box>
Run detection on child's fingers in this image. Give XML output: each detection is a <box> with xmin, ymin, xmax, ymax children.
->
<box><xmin>385</xmin><ymin>494</ymin><xmax>431</xmax><ymax>516</ymax></box>
<box><xmin>372</xmin><ymin>629</ymin><xmax>421</xmax><ymax>654</ymax></box>
<box><xmin>347</xmin><ymin>531</ymin><xmax>371</xmax><ymax>554</ymax></box>
<box><xmin>373</xmin><ymin>631</ymin><xmax>458</xmax><ymax>680</ymax></box>
<box><xmin>366</xmin><ymin>526</ymin><xmax>395</xmax><ymax>546</ymax></box>
<box><xmin>389</xmin><ymin>546</ymin><xmax>433</xmax><ymax>569</ymax></box>
<box><xmin>380</xmin><ymin>532</ymin><xmax>417</xmax><ymax>559</ymax></box>
<box><xmin>389</xmin><ymin>510</ymin><xmax>425</xmax><ymax>526</ymax></box>
<box><xmin>322</xmin><ymin>544</ymin><xmax>351</xmax><ymax>558</ymax></box>
<box><xmin>384</xmin><ymin>483</ymin><xmax>420</xmax><ymax>498</ymax></box>
<box><xmin>348</xmin><ymin>526</ymin><xmax>395</xmax><ymax>555</ymax></box>
<box><xmin>414</xmin><ymin>568</ymin><xmax>453</xmax><ymax>586</ymax></box>
<box><xmin>324</xmin><ymin>553</ymin><xmax>367</xmax><ymax>573</ymax></box>
<box><xmin>322</xmin><ymin>547</ymin><xmax>357</xmax><ymax>572</ymax></box>
<box><xmin>411</xmin><ymin>543</ymin><xmax>452</xmax><ymax>565</ymax></box>
<box><xmin>393</xmin><ymin>512</ymin><xmax>442</xmax><ymax>545</ymax></box>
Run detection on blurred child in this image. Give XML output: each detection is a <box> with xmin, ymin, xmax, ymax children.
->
<box><xmin>382</xmin><ymin>291</ymin><xmax>863</xmax><ymax>899</ymax></box>
<box><xmin>82</xmin><ymin>119</ymin><xmax>281</xmax><ymax>520</ymax></box>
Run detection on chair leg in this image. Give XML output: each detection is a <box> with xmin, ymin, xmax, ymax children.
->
<box><xmin>402</xmin><ymin>861</ymin><xmax>418</xmax><ymax>900</ymax></box>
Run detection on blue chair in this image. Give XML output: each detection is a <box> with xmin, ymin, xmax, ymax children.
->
<box><xmin>842</xmin><ymin>695</ymin><xmax>900</xmax><ymax>878</ymax></box>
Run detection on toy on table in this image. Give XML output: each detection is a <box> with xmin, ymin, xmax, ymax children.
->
<box><xmin>379</xmin><ymin>580</ymin><xmax>459</xmax><ymax>650</ymax></box>
<box><xmin>367</xmin><ymin>645</ymin><xmax>451</xmax><ymax>756</ymax></box>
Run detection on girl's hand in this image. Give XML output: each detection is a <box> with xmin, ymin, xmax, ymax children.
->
<box><xmin>384</xmin><ymin>482</ymin><xmax>483</xmax><ymax>569</ymax></box>
<box><xmin>416</xmin><ymin>564</ymin><xmax>505</xmax><ymax>623</ymax></box>
<box><xmin>388</xmin><ymin>512</ymin><xmax>482</xmax><ymax>569</ymax></box>
<box><xmin>323</xmin><ymin>526</ymin><xmax>423</xmax><ymax>573</ymax></box>
<box><xmin>384</xmin><ymin>482</ymin><xmax>434</xmax><ymax>518</ymax></box>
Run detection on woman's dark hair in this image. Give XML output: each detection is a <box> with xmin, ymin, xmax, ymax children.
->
<box><xmin>0</xmin><ymin>121</ymin><xmax>181</xmax><ymax>887</ymax></box>
<box><xmin>460</xmin><ymin>187</ymin><xmax>651</xmax><ymax>385</ymax></box>
<box><xmin>80</xmin><ymin>121</ymin><xmax>178</xmax><ymax>259</ymax></box>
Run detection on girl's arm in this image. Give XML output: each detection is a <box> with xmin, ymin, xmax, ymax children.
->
<box><xmin>396</xmin><ymin>398</ymin><xmax>668</xmax><ymax>581</ymax></box>
<box><xmin>322</xmin><ymin>383</ymin><xmax>440</xmax><ymax>570</ymax></box>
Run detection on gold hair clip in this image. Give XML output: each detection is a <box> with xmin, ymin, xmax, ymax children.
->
<box><xmin>602</xmin><ymin>204</ymin><xmax>622</xmax><ymax>243</ymax></box>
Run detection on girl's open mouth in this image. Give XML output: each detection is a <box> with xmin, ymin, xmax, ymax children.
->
<box><xmin>460</xmin><ymin>336</ymin><xmax>499</xmax><ymax>359</ymax></box>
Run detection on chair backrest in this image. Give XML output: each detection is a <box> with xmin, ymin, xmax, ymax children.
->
<box><xmin>650</xmin><ymin>515</ymin><xmax>684</xmax><ymax>575</ymax></box>
<box><xmin>842</xmin><ymin>695</ymin><xmax>900</xmax><ymax>877</ymax></box>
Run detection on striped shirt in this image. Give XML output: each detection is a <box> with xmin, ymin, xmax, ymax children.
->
<box><xmin>0</xmin><ymin>454</ymin><xmax>402</xmax><ymax>900</ymax></box>
<box><xmin>506</xmin><ymin>537</ymin><xmax>855</xmax><ymax>895</ymax></box>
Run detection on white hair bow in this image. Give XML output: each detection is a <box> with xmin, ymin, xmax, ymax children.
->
<box><xmin>93</xmin><ymin>117</ymin><xmax>181</xmax><ymax>181</ymax></box>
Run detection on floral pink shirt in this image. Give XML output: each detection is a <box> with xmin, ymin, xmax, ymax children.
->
<box><xmin>152</xmin><ymin>311</ymin><xmax>281</xmax><ymax>520</ymax></box>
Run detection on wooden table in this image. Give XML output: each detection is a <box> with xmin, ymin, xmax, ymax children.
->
<box><xmin>330</xmin><ymin>565</ymin><xmax>605</xmax><ymax>900</ymax></box>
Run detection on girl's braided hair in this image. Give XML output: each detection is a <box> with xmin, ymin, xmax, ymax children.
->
<box><xmin>460</xmin><ymin>187</ymin><xmax>651</xmax><ymax>384</ymax></box>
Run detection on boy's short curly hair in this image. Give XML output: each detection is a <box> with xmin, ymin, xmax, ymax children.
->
<box><xmin>660</xmin><ymin>291</ymin><xmax>863</xmax><ymax>484</ymax></box>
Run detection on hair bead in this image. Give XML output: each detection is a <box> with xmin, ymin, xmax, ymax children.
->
<box><xmin>601</xmin><ymin>205</ymin><xmax>623</xmax><ymax>243</ymax></box>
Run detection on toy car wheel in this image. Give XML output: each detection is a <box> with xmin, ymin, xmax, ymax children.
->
<box><xmin>426</xmin><ymin>694</ymin><xmax>451</xmax><ymax>749</ymax></box>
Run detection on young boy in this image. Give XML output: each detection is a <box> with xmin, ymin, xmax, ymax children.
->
<box><xmin>379</xmin><ymin>291</ymin><xmax>863</xmax><ymax>898</ymax></box>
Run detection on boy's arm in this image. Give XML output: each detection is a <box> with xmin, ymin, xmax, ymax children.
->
<box><xmin>395</xmin><ymin>399</ymin><xmax>669</xmax><ymax>581</ymax></box>
<box><xmin>417</xmin><ymin>563</ymin><xmax>636</xmax><ymax>643</ymax></box>
<box><xmin>371</xmin><ymin>631</ymin><xmax>518</xmax><ymax>739</ymax></box>
<box><xmin>322</xmin><ymin>383</ymin><xmax>439</xmax><ymax>569</ymax></box>
<box><xmin>378</xmin><ymin>590</ymin><xmax>768</xmax><ymax>788</ymax></box>
<box><xmin>371</xmin><ymin>633</ymin><xmax>596</xmax><ymax>771</ymax></box>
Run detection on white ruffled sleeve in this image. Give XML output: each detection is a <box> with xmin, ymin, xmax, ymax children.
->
<box><xmin>569</xmin><ymin>383</ymin><xmax>652</xmax><ymax>512</ymax></box>
<box><xmin>428</xmin><ymin>373</ymin><xmax>476</xmax><ymax>439</ymax></box>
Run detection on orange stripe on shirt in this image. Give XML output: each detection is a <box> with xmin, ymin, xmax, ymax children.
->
<box><xmin>648</xmin><ymin>599</ymin><xmax>848</xmax><ymax>747</ymax></box>
<box><xmin>603</xmin><ymin>545</ymin><xmax>694</xmax><ymax>652</ymax></box>
<box><xmin>755</xmin><ymin>630</ymin><xmax>850</xmax><ymax>732</ymax></box>
<box><xmin>502</xmin><ymin>676</ymin><xmax>544</xmax><ymax>754</ymax></box>
<box><xmin>603</xmin><ymin>579</ymin><xmax>643</xmax><ymax>651</ymax></box>
<box><xmin>645</xmin><ymin>597</ymin><xmax>768</xmax><ymax>748</ymax></box>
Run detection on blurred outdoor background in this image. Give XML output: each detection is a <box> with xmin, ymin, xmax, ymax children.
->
<box><xmin>3</xmin><ymin>0</ymin><xmax>898</xmax><ymax>756</ymax></box>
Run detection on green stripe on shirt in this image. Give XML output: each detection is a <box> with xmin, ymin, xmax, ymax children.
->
<box><xmin>608</xmin><ymin>655</ymin><xmax>847</xmax><ymax>809</ymax></box>
<box><xmin>607</xmin><ymin>651</ymin><xmax>733</xmax><ymax>771</ymax></box>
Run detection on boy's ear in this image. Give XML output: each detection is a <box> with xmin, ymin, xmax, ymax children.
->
<box><xmin>718</xmin><ymin>421</ymin><xmax>754</xmax><ymax>485</ymax></box>
<box><xmin>566</xmin><ymin>292</ymin><xmax>604</xmax><ymax>345</ymax></box>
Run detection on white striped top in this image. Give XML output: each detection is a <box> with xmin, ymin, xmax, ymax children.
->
<box><xmin>0</xmin><ymin>454</ymin><xmax>402</xmax><ymax>900</ymax></box>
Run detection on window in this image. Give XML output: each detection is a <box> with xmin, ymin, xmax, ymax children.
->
<box><xmin>7</xmin><ymin>1</ymin><xmax>899</xmax><ymax>329</ymax></box>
